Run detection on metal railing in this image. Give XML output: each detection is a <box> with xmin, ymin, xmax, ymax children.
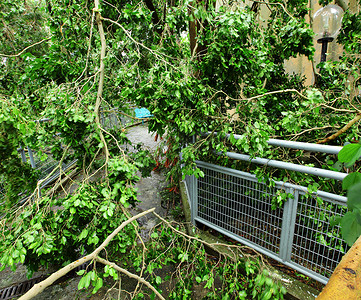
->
<box><xmin>184</xmin><ymin>137</ymin><xmax>348</xmax><ymax>284</ymax></box>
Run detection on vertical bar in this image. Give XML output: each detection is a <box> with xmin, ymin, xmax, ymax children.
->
<box><xmin>19</xmin><ymin>146</ymin><xmax>26</xmax><ymax>163</ymax></box>
<box><xmin>190</xmin><ymin>174</ymin><xmax>198</xmax><ymax>225</ymax></box>
<box><xmin>279</xmin><ymin>188</ymin><xmax>298</xmax><ymax>262</ymax></box>
<box><xmin>27</xmin><ymin>146</ymin><xmax>36</xmax><ymax>168</ymax></box>
<box><xmin>286</xmin><ymin>190</ymin><xmax>299</xmax><ymax>261</ymax></box>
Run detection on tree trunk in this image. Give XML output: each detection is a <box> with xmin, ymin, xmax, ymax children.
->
<box><xmin>188</xmin><ymin>0</ymin><xmax>210</xmax><ymax>77</ymax></box>
<box><xmin>316</xmin><ymin>235</ymin><xmax>361</xmax><ymax>299</ymax></box>
<box><xmin>143</xmin><ymin>0</ymin><xmax>163</xmax><ymax>35</ymax></box>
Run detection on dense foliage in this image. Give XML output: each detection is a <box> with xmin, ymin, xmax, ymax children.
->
<box><xmin>0</xmin><ymin>0</ymin><xmax>360</xmax><ymax>297</ymax></box>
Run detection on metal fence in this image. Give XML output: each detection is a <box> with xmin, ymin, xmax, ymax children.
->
<box><xmin>0</xmin><ymin>145</ymin><xmax>76</xmax><ymax>205</ymax></box>
<box><xmin>184</xmin><ymin>139</ymin><xmax>349</xmax><ymax>284</ymax></box>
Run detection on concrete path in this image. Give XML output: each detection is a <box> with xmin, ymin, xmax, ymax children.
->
<box><xmin>126</xmin><ymin>125</ymin><xmax>167</xmax><ymax>241</ymax></box>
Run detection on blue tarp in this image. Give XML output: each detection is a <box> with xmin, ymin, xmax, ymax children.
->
<box><xmin>134</xmin><ymin>107</ymin><xmax>153</xmax><ymax>119</ymax></box>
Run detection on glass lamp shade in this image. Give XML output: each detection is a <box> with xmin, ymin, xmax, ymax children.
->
<box><xmin>313</xmin><ymin>4</ymin><xmax>344</xmax><ymax>40</ymax></box>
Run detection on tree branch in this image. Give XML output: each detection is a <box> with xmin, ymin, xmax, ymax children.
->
<box><xmin>251</xmin><ymin>1</ymin><xmax>295</xmax><ymax>19</ymax></box>
<box><xmin>317</xmin><ymin>114</ymin><xmax>361</xmax><ymax>144</ymax></box>
<box><xmin>0</xmin><ymin>37</ymin><xmax>52</xmax><ymax>57</ymax></box>
<box><xmin>100</xmin><ymin>16</ymin><xmax>175</xmax><ymax>67</ymax></box>
<box><xmin>93</xmin><ymin>2</ymin><xmax>110</xmax><ymax>163</ymax></box>
<box><xmin>245</xmin><ymin>89</ymin><xmax>308</xmax><ymax>101</ymax></box>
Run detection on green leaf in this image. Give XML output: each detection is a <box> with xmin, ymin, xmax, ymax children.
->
<box><xmin>343</xmin><ymin>172</ymin><xmax>361</xmax><ymax>190</ymax></box>
<box><xmin>329</xmin><ymin>216</ymin><xmax>341</xmax><ymax>227</ymax></box>
<box><xmin>341</xmin><ymin>211</ymin><xmax>361</xmax><ymax>246</ymax></box>
<box><xmin>175</xmin><ymin>90</ymin><xmax>181</xmax><ymax>99</ymax></box>
<box><xmin>84</xmin><ymin>272</ymin><xmax>91</xmax><ymax>289</ymax></box>
<box><xmin>347</xmin><ymin>182</ymin><xmax>361</xmax><ymax>210</ymax></box>
<box><xmin>77</xmin><ymin>270</ymin><xmax>86</xmax><ymax>276</ymax></box>
<box><xmin>79</xmin><ymin>229</ymin><xmax>88</xmax><ymax>240</ymax></box>
<box><xmin>92</xmin><ymin>277</ymin><xmax>103</xmax><ymax>294</ymax></box>
<box><xmin>78</xmin><ymin>276</ymin><xmax>86</xmax><ymax>290</ymax></box>
<box><xmin>338</xmin><ymin>143</ymin><xmax>361</xmax><ymax>166</ymax></box>
<box><xmin>155</xmin><ymin>276</ymin><xmax>162</xmax><ymax>285</ymax></box>
<box><xmin>150</xmin><ymin>232</ymin><xmax>159</xmax><ymax>239</ymax></box>
<box><xmin>205</xmin><ymin>276</ymin><xmax>214</xmax><ymax>289</ymax></box>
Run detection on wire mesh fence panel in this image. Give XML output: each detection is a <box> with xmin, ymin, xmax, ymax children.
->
<box><xmin>101</xmin><ymin>111</ymin><xmax>122</xmax><ymax>130</ymax></box>
<box><xmin>188</xmin><ymin>160</ymin><xmax>348</xmax><ymax>284</ymax></box>
<box><xmin>196</xmin><ymin>164</ymin><xmax>284</xmax><ymax>256</ymax></box>
<box><xmin>100</xmin><ymin>107</ymin><xmax>138</xmax><ymax>129</ymax></box>
<box><xmin>33</xmin><ymin>152</ymin><xmax>60</xmax><ymax>180</ymax></box>
<box><xmin>291</xmin><ymin>192</ymin><xmax>348</xmax><ymax>278</ymax></box>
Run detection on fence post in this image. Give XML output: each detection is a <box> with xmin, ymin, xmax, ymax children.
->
<box><xmin>18</xmin><ymin>146</ymin><xmax>27</xmax><ymax>163</ymax></box>
<box><xmin>27</xmin><ymin>146</ymin><xmax>36</xmax><ymax>168</ymax></box>
<box><xmin>190</xmin><ymin>174</ymin><xmax>197</xmax><ymax>225</ymax></box>
<box><xmin>279</xmin><ymin>188</ymin><xmax>298</xmax><ymax>262</ymax></box>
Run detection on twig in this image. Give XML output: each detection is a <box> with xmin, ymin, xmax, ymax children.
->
<box><xmin>100</xmin><ymin>16</ymin><xmax>176</xmax><ymax>68</ymax></box>
<box><xmin>77</xmin><ymin>10</ymin><xmax>96</xmax><ymax>80</ymax></box>
<box><xmin>251</xmin><ymin>1</ymin><xmax>294</xmax><ymax>19</ymax></box>
<box><xmin>210</xmin><ymin>88</ymin><xmax>307</xmax><ymax>104</ymax></box>
<box><xmin>0</xmin><ymin>37</ymin><xmax>52</xmax><ymax>57</ymax></box>
<box><xmin>96</xmin><ymin>257</ymin><xmax>165</xmax><ymax>300</ymax></box>
<box><xmin>286</xmin><ymin>125</ymin><xmax>333</xmax><ymax>139</ymax></box>
<box><xmin>45</xmin><ymin>166</ymin><xmax>79</xmax><ymax>197</ymax></box>
<box><xmin>318</xmin><ymin>104</ymin><xmax>359</xmax><ymax>114</ymax></box>
<box><xmin>245</xmin><ymin>89</ymin><xmax>308</xmax><ymax>101</ymax></box>
<box><xmin>153</xmin><ymin>212</ymin><xmax>253</xmax><ymax>258</ymax></box>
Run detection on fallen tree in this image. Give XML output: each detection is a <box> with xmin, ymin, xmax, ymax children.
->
<box><xmin>18</xmin><ymin>208</ymin><xmax>165</xmax><ymax>300</ymax></box>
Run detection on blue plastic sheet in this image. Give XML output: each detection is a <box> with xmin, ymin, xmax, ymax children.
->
<box><xmin>134</xmin><ymin>107</ymin><xmax>153</xmax><ymax>119</ymax></box>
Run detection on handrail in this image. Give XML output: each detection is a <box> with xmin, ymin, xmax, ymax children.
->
<box><xmin>267</xmin><ymin>139</ymin><xmax>341</xmax><ymax>154</ymax></box>
<box><xmin>206</xmin><ymin>132</ymin><xmax>343</xmax><ymax>154</ymax></box>
<box><xmin>222</xmin><ymin>151</ymin><xmax>347</xmax><ymax>181</ymax></box>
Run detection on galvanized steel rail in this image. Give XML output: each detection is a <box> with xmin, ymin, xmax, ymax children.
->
<box><xmin>224</xmin><ymin>151</ymin><xmax>347</xmax><ymax>181</ymax></box>
<box><xmin>208</xmin><ymin>131</ymin><xmax>343</xmax><ymax>154</ymax></box>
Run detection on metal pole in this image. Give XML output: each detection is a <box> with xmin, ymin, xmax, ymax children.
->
<box><xmin>190</xmin><ymin>175</ymin><xmax>197</xmax><ymax>225</ymax></box>
<box><xmin>18</xmin><ymin>146</ymin><xmax>26</xmax><ymax>163</ymax></box>
<box><xmin>317</xmin><ymin>37</ymin><xmax>333</xmax><ymax>63</ymax></box>
<box><xmin>27</xmin><ymin>146</ymin><xmax>36</xmax><ymax>168</ymax></box>
<box><xmin>223</xmin><ymin>151</ymin><xmax>347</xmax><ymax>181</ymax></box>
<box><xmin>279</xmin><ymin>188</ymin><xmax>299</xmax><ymax>262</ymax></box>
<box><xmin>321</xmin><ymin>39</ymin><xmax>328</xmax><ymax>62</ymax></box>
<box><xmin>267</xmin><ymin>139</ymin><xmax>341</xmax><ymax>154</ymax></box>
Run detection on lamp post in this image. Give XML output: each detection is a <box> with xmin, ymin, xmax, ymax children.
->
<box><xmin>313</xmin><ymin>4</ymin><xmax>344</xmax><ymax>63</ymax></box>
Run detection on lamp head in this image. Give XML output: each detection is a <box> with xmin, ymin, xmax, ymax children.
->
<box><xmin>313</xmin><ymin>4</ymin><xmax>344</xmax><ymax>42</ymax></box>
